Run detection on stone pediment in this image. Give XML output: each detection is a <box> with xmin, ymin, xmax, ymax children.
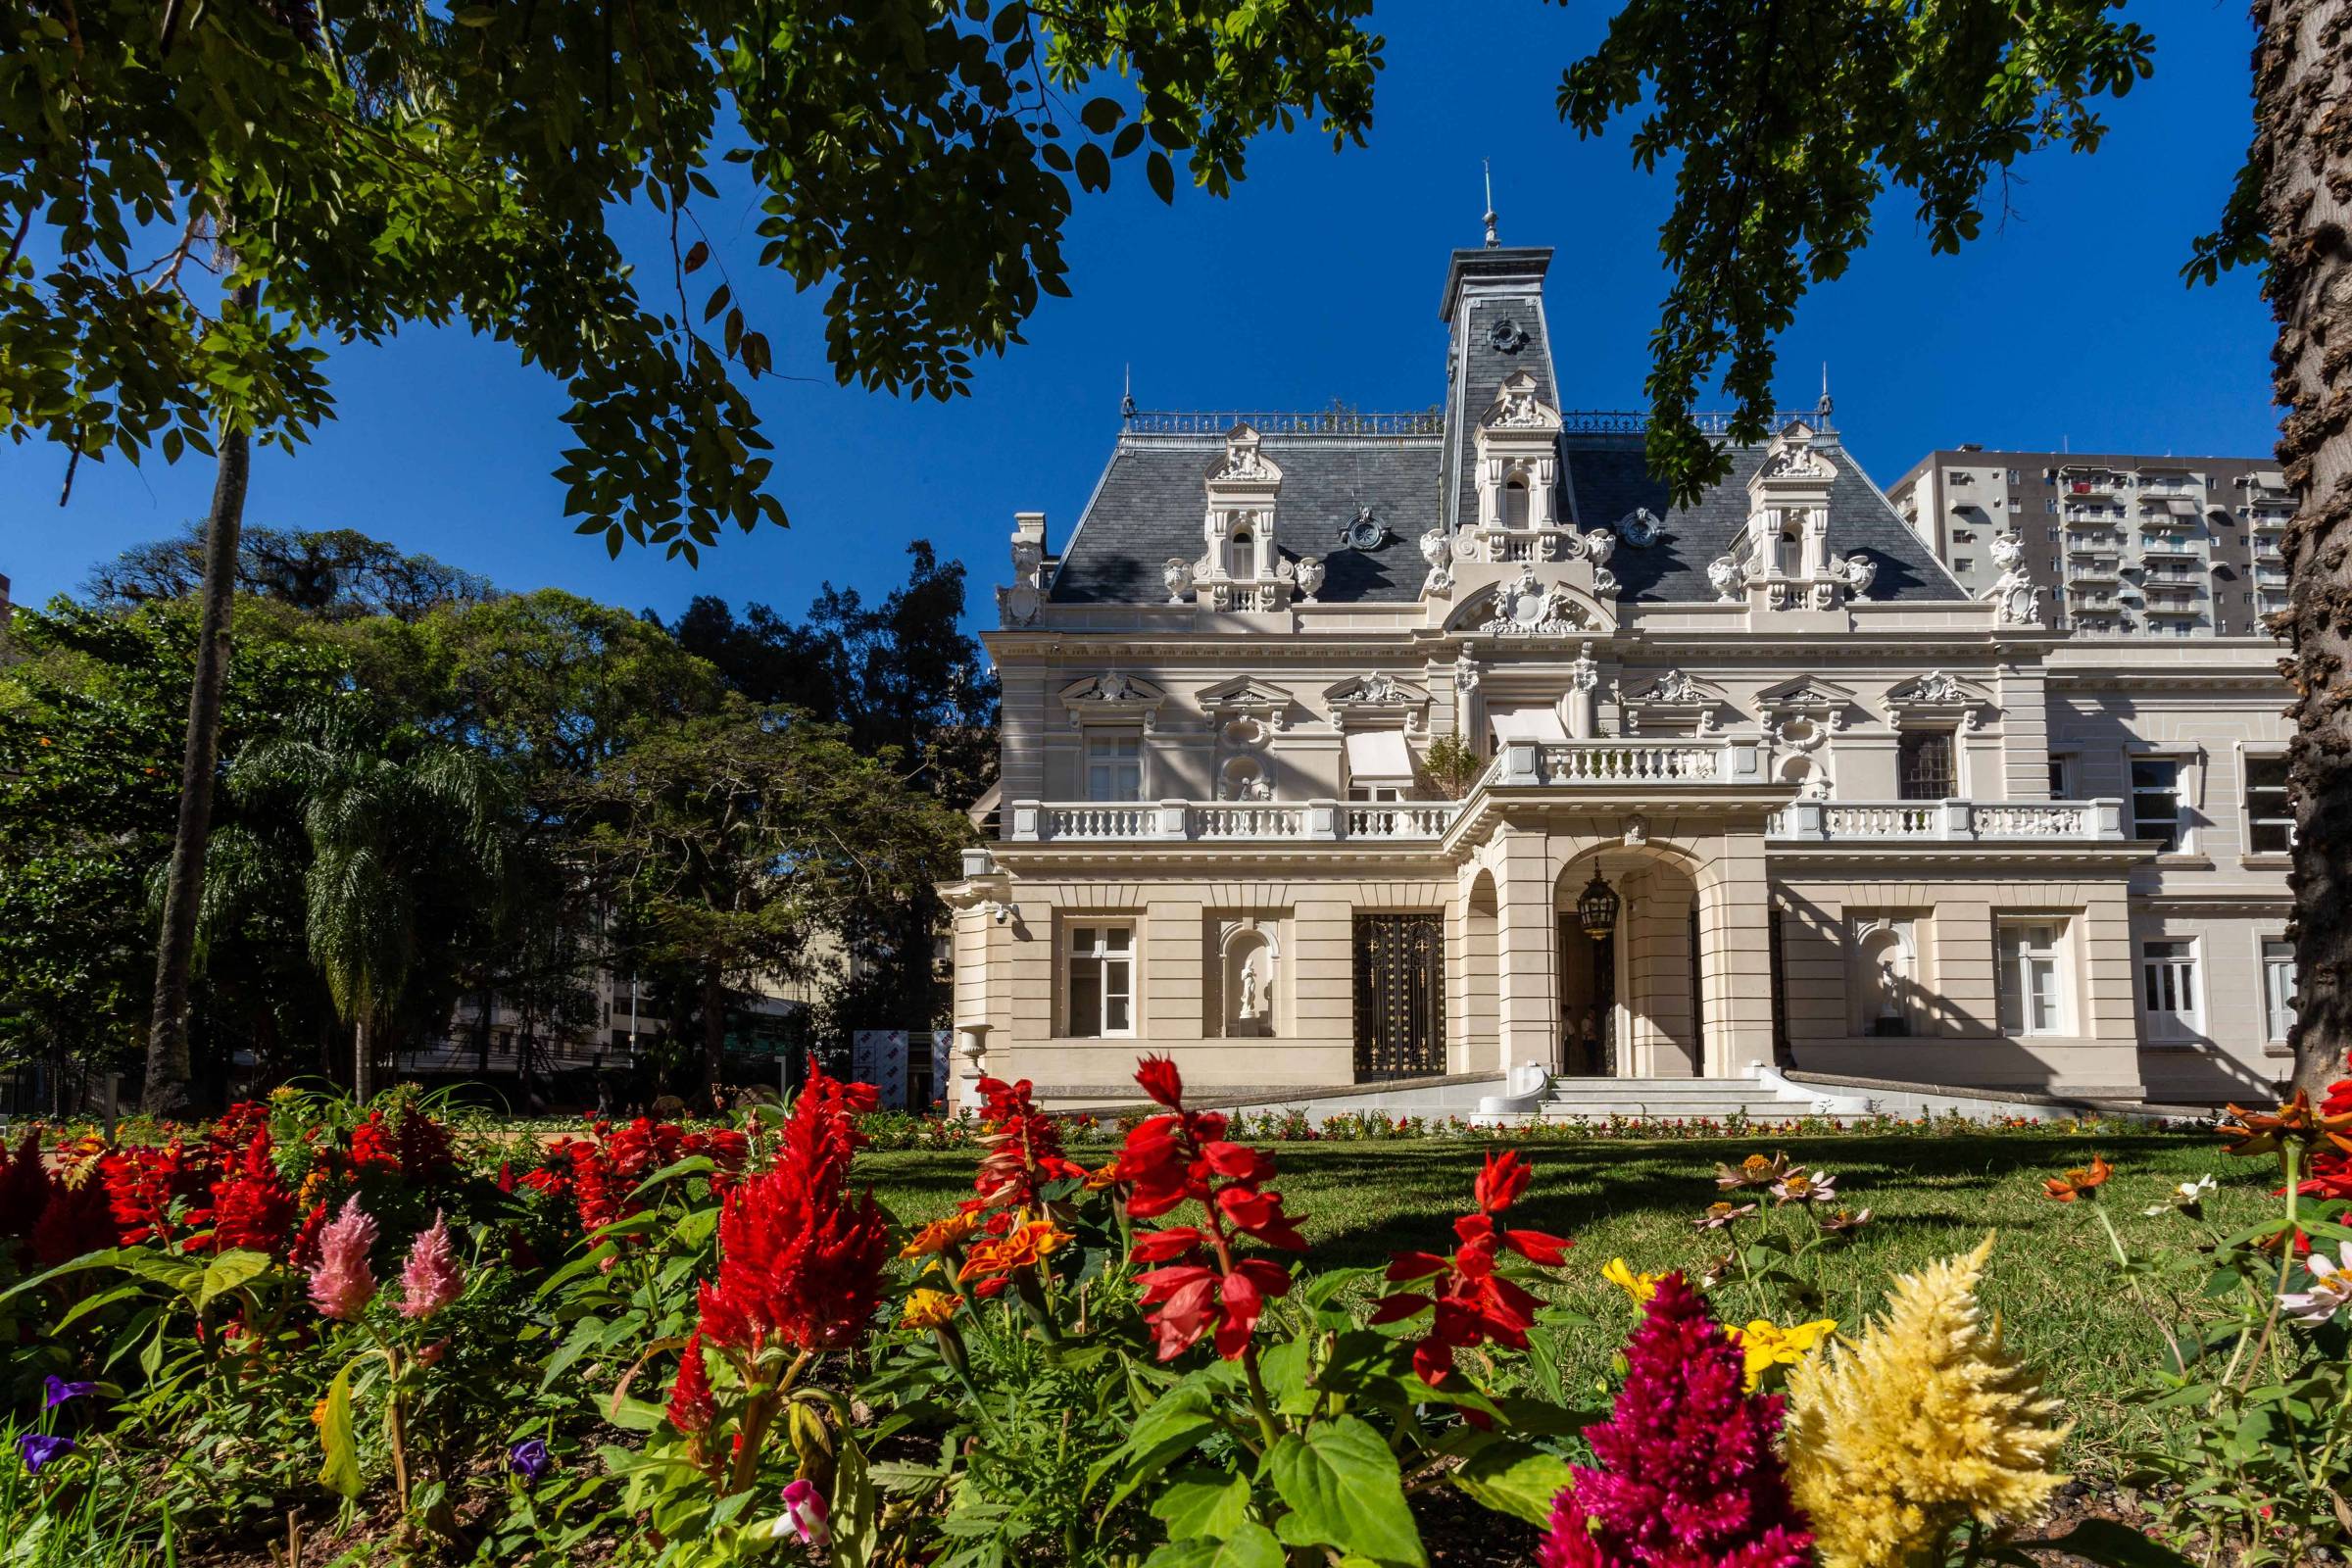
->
<box><xmin>1478</xmin><ymin>370</ymin><xmax>1562</xmax><ymax>434</ymax></box>
<box><xmin>1059</xmin><ymin>672</ymin><xmax>1167</xmax><ymax>729</ymax></box>
<box><xmin>1323</xmin><ymin>671</ymin><xmax>1431</xmax><ymax>726</ymax></box>
<box><xmin>1884</xmin><ymin>669</ymin><xmax>1989</xmax><ymax>711</ymax></box>
<box><xmin>1622</xmin><ymin>668</ymin><xmax>1732</xmax><ymax>710</ymax></box>
<box><xmin>1197</xmin><ymin>674</ymin><xmax>1293</xmax><ymax>712</ymax></box>
<box><xmin>1753</xmin><ymin>675</ymin><xmax>1857</xmax><ymax>712</ymax></box>
<box><xmin>1204</xmin><ymin>423</ymin><xmax>1282</xmax><ymax>488</ymax></box>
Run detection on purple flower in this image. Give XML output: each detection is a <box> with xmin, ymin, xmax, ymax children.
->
<box><xmin>17</xmin><ymin>1433</ymin><xmax>74</xmax><ymax>1474</ymax></box>
<box><xmin>779</xmin><ymin>1477</ymin><xmax>830</xmax><ymax>1548</ymax></box>
<box><xmin>42</xmin><ymin>1376</ymin><xmax>95</xmax><ymax>1409</ymax></box>
<box><xmin>508</xmin><ymin>1438</ymin><xmax>551</xmax><ymax>1484</ymax></box>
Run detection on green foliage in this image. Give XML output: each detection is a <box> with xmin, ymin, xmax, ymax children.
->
<box><xmin>1554</xmin><ymin>0</ymin><xmax>2155</xmax><ymax>503</ymax></box>
<box><xmin>1</xmin><ymin>0</ymin><xmax>1381</xmax><ymax>558</ymax></box>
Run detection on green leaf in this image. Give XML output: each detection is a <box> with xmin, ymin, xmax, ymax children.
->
<box><xmin>1099</xmin><ymin>1382</ymin><xmax>1223</xmax><ymax>1512</ymax></box>
<box><xmin>1145</xmin><ymin>1521</ymin><xmax>1284</xmax><ymax>1568</ymax></box>
<box><xmin>197</xmin><ymin>1249</ymin><xmax>274</xmax><ymax>1309</ymax></box>
<box><xmin>1147</xmin><ymin>150</ymin><xmax>1176</xmax><ymax>204</ymax></box>
<box><xmin>1150</xmin><ymin>1467</ymin><xmax>1251</xmax><ymax>1541</ymax></box>
<box><xmin>1448</xmin><ymin>1438</ymin><xmax>1576</xmax><ymax>1527</ymax></box>
<box><xmin>1265</xmin><ymin>1415</ymin><xmax>1427</xmax><ymax>1567</ymax></box>
<box><xmin>1080</xmin><ymin>97</ymin><xmax>1123</xmax><ymax>134</ymax></box>
<box><xmin>318</xmin><ymin>1363</ymin><xmax>362</xmax><ymax>1498</ymax></box>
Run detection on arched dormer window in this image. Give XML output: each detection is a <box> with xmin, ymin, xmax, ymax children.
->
<box><xmin>1503</xmin><ymin>476</ymin><xmax>1532</xmax><ymax>529</ymax></box>
<box><xmin>1229</xmin><ymin>524</ymin><xmax>1255</xmax><ymax>580</ymax></box>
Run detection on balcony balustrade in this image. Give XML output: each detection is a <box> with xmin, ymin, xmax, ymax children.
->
<box><xmin>1767</xmin><ymin>799</ymin><xmax>2126</xmax><ymax>843</ymax></box>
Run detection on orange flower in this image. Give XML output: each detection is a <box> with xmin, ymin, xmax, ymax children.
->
<box><xmin>2219</xmin><ymin>1090</ymin><xmax>2352</xmax><ymax>1159</ymax></box>
<box><xmin>1082</xmin><ymin>1160</ymin><xmax>1123</xmax><ymax>1193</ymax></box>
<box><xmin>2041</xmin><ymin>1154</ymin><xmax>2113</xmax><ymax>1202</ymax></box>
<box><xmin>899</xmin><ymin>1210</ymin><xmax>983</xmax><ymax>1259</ymax></box>
<box><xmin>900</xmin><ymin>1289</ymin><xmax>959</xmax><ymax>1330</ymax></box>
<box><xmin>956</xmin><ymin>1220</ymin><xmax>1072</xmax><ymax>1283</ymax></box>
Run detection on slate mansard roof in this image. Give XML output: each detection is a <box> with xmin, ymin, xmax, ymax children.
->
<box><xmin>1048</xmin><ymin>426</ymin><xmax>1969</xmax><ymax>608</ymax></box>
<box><xmin>1046</xmin><ymin>242</ymin><xmax>1967</xmax><ymax>610</ymax></box>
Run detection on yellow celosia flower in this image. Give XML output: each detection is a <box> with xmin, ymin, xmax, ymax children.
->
<box><xmin>1784</xmin><ymin>1235</ymin><xmax>2070</xmax><ymax>1568</ymax></box>
<box><xmin>900</xmin><ymin>1289</ymin><xmax>959</xmax><ymax>1330</ymax></box>
<box><xmin>1728</xmin><ymin>1316</ymin><xmax>1838</xmax><ymax>1392</ymax></box>
<box><xmin>1600</xmin><ymin>1256</ymin><xmax>1663</xmax><ymax>1305</ymax></box>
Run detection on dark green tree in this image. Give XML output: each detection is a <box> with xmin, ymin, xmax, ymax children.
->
<box><xmin>2</xmin><ymin>0</ymin><xmax>1382</xmax><ymax>1112</ymax></box>
<box><xmin>85</xmin><ymin>523</ymin><xmax>497</xmax><ymax>623</ymax></box>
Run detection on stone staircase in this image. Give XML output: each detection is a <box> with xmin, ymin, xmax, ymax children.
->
<box><xmin>1537</xmin><ymin>1075</ymin><xmax>1819</xmax><ymax>1123</ymax></box>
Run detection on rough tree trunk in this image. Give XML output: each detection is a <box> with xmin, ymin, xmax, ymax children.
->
<box><xmin>353</xmin><ymin>1015</ymin><xmax>373</xmax><ymax>1104</ymax></box>
<box><xmin>2270</xmin><ymin>0</ymin><xmax>2352</xmax><ymax>1097</ymax></box>
<box><xmin>701</xmin><ymin>961</ymin><xmax>727</xmax><ymax>1093</ymax></box>
<box><xmin>140</xmin><ymin>320</ymin><xmax>255</xmax><ymax>1116</ymax></box>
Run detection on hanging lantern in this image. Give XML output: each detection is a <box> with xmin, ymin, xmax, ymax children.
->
<box><xmin>1576</xmin><ymin>870</ymin><xmax>1620</xmax><ymax>942</ymax></box>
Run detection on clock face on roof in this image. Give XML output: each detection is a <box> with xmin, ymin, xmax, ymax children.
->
<box><xmin>1338</xmin><ymin>507</ymin><xmax>1390</xmax><ymax>551</ymax></box>
<box><xmin>1489</xmin><ymin>318</ymin><xmax>1529</xmax><ymax>354</ymax></box>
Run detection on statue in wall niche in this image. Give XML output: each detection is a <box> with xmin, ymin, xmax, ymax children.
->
<box><xmin>1238</xmin><ymin>955</ymin><xmax>1260</xmax><ymax>1021</ymax></box>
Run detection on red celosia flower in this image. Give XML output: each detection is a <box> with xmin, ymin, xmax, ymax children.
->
<box><xmin>0</xmin><ymin>1127</ymin><xmax>50</xmax><ymax>1245</ymax></box>
<box><xmin>1115</xmin><ymin>1057</ymin><xmax>1301</xmax><ymax>1361</ymax></box>
<box><xmin>1537</xmin><ymin>1274</ymin><xmax>1813</xmax><ymax>1568</ymax></box>
<box><xmin>1374</xmin><ymin>1151</ymin><xmax>1572</xmax><ymax>1386</ymax></box>
<box><xmin>29</xmin><ymin>1174</ymin><xmax>114</xmax><ymax>1266</ymax></box>
<box><xmin>667</xmin><ymin>1331</ymin><xmax>716</xmax><ymax>1434</ymax></box>
<box><xmin>208</xmin><ymin>1130</ymin><xmax>297</xmax><ymax>1255</ymax></box>
<box><xmin>692</xmin><ymin>1061</ymin><xmax>889</xmax><ymax>1355</ymax></box>
<box><xmin>969</xmin><ymin>1077</ymin><xmax>1085</xmax><ymax>1216</ymax></box>
<box><xmin>393</xmin><ymin>1110</ymin><xmax>456</xmax><ymax>1182</ymax></box>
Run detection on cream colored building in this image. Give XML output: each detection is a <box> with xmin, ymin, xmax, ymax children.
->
<box><xmin>940</xmin><ymin>244</ymin><xmax>2294</xmax><ymax>1112</ymax></box>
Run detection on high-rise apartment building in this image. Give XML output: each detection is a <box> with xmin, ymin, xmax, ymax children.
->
<box><xmin>1890</xmin><ymin>449</ymin><xmax>2295</xmax><ymax>638</ymax></box>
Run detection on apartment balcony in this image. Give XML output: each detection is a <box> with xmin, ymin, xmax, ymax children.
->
<box><xmin>2066</xmin><ymin>533</ymin><xmax>2123</xmax><ymax>553</ymax></box>
<box><xmin>2137</xmin><ymin>542</ymin><xmax>2203</xmax><ymax>562</ymax></box>
<box><xmin>2252</xmin><ymin>511</ymin><xmax>2292</xmax><ymax>531</ymax></box>
<box><xmin>1767</xmin><ymin>799</ymin><xmax>2127</xmax><ymax>844</ymax></box>
<box><xmin>2067</xmin><ymin>562</ymin><xmax>2121</xmax><ymax>583</ymax></box>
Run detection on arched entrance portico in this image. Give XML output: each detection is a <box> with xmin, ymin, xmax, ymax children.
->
<box><xmin>1555</xmin><ymin>848</ymin><xmax>1702</xmax><ymax>1078</ymax></box>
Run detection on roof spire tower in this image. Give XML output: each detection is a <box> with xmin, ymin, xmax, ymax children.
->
<box><xmin>1483</xmin><ymin>160</ymin><xmax>1498</xmax><ymax>249</ymax></box>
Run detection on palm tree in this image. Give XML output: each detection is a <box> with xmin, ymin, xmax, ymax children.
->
<box><xmin>226</xmin><ymin>710</ymin><xmax>510</xmax><ymax>1101</ymax></box>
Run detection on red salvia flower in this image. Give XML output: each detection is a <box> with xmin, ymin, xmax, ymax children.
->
<box><xmin>969</xmin><ymin>1076</ymin><xmax>1084</xmax><ymax>1216</ymax></box>
<box><xmin>207</xmin><ymin>1129</ymin><xmax>297</xmax><ymax>1255</ymax></box>
<box><xmin>99</xmin><ymin>1141</ymin><xmax>206</xmax><ymax>1247</ymax></box>
<box><xmin>348</xmin><ymin>1111</ymin><xmax>402</xmax><ymax>1173</ymax></box>
<box><xmin>667</xmin><ymin>1331</ymin><xmax>716</xmax><ymax>1434</ymax></box>
<box><xmin>1374</xmin><ymin>1148</ymin><xmax>1572</xmax><ymax>1386</ymax></box>
<box><xmin>1537</xmin><ymin>1274</ymin><xmax>1813</xmax><ymax>1568</ymax></box>
<box><xmin>692</xmin><ymin>1060</ymin><xmax>889</xmax><ymax>1355</ymax></box>
<box><xmin>288</xmin><ymin>1199</ymin><xmax>332</xmax><ymax>1271</ymax></box>
<box><xmin>1115</xmin><ymin>1057</ymin><xmax>1302</xmax><ymax>1362</ymax></box>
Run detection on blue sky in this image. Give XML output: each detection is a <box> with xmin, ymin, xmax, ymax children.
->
<box><xmin>0</xmin><ymin>2</ymin><xmax>2276</xmax><ymax>627</ymax></box>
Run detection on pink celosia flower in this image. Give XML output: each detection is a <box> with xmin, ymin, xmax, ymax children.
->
<box><xmin>307</xmin><ymin>1197</ymin><xmax>379</xmax><ymax>1322</ymax></box>
<box><xmin>1538</xmin><ymin>1273</ymin><xmax>1813</xmax><ymax>1568</ymax></box>
<box><xmin>397</xmin><ymin>1210</ymin><xmax>465</xmax><ymax>1320</ymax></box>
<box><xmin>778</xmin><ymin>1477</ymin><xmax>829</xmax><ymax>1548</ymax></box>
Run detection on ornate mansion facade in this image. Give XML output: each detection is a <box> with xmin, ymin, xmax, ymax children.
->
<box><xmin>939</xmin><ymin>244</ymin><xmax>2293</xmax><ymax>1112</ymax></box>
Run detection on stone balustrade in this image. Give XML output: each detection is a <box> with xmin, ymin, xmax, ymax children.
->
<box><xmin>1486</xmin><ymin>737</ymin><xmax>1765</xmax><ymax>788</ymax></box>
<box><xmin>1005</xmin><ymin>798</ymin><xmax>1465</xmax><ymax>844</ymax></box>
<box><xmin>1767</xmin><ymin>799</ymin><xmax>2127</xmax><ymax>843</ymax></box>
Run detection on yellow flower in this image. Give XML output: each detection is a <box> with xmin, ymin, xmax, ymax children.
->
<box><xmin>899</xmin><ymin>1210</ymin><xmax>983</xmax><ymax>1259</ymax></box>
<box><xmin>1600</xmin><ymin>1256</ymin><xmax>1663</xmax><ymax>1305</ymax></box>
<box><xmin>1728</xmin><ymin>1316</ymin><xmax>1838</xmax><ymax>1392</ymax></box>
<box><xmin>1784</xmin><ymin>1236</ymin><xmax>2069</xmax><ymax>1568</ymax></box>
<box><xmin>900</xmin><ymin>1289</ymin><xmax>959</xmax><ymax>1330</ymax></box>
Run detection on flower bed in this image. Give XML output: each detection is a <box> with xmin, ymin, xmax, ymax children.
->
<box><xmin>0</xmin><ymin>1068</ymin><xmax>2341</xmax><ymax>1566</ymax></box>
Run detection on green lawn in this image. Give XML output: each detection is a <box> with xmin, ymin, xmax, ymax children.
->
<box><xmin>862</xmin><ymin>1129</ymin><xmax>2267</xmax><ymax>1477</ymax></box>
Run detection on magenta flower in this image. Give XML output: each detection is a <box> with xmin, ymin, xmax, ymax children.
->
<box><xmin>1538</xmin><ymin>1273</ymin><xmax>1813</xmax><ymax>1568</ymax></box>
<box><xmin>397</xmin><ymin>1210</ymin><xmax>465</xmax><ymax>1320</ymax></box>
<box><xmin>779</xmin><ymin>1477</ymin><xmax>830</xmax><ymax>1548</ymax></box>
<box><xmin>306</xmin><ymin>1197</ymin><xmax>379</xmax><ymax>1322</ymax></box>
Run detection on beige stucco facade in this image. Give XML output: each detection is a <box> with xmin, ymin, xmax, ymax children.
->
<box><xmin>941</xmin><ymin>244</ymin><xmax>2293</xmax><ymax>1111</ymax></box>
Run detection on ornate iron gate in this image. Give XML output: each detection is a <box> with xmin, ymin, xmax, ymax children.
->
<box><xmin>1353</xmin><ymin>914</ymin><xmax>1446</xmax><ymax>1080</ymax></box>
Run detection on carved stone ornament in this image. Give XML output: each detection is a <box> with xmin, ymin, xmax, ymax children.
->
<box><xmin>1839</xmin><ymin>552</ymin><xmax>1878</xmax><ymax>600</ymax></box>
<box><xmin>1010</xmin><ymin>535</ymin><xmax>1044</xmax><ymax>588</ymax></box>
<box><xmin>996</xmin><ymin>584</ymin><xmax>1041</xmax><ymax>627</ymax></box>
<box><xmin>1907</xmin><ymin>670</ymin><xmax>1967</xmax><ymax>705</ymax></box>
<box><xmin>1650</xmin><ymin>668</ymin><xmax>1704</xmax><ymax>705</ymax></box>
<box><xmin>1454</xmin><ymin>660</ymin><xmax>1483</xmax><ymax>693</ymax></box>
<box><xmin>1338</xmin><ymin>507</ymin><xmax>1391</xmax><ymax>551</ymax></box>
<box><xmin>1622</xmin><ymin>814</ymin><xmax>1648</xmax><ymax>848</ymax></box>
<box><xmin>1162</xmin><ymin>557</ymin><xmax>1195</xmax><ymax>605</ymax></box>
<box><xmin>1348</xmin><ymin>672</ymin><xmax>1406</xmax><ymax>705</ymax></box>
<box><xmin>1417</xmin><ymin>527</ymin><xmax>1455</xmax><ymax>596</ymax></box>
<box><xmin>1581</xmin><ymin>528</ymin><xmax>1618</xmax><ymax>571</ymax></box>
<box><xmin>1488</xmin><ymin>317</ymin><xmax>1530</xmax><ymax>354</ymax></box>
<box><xmin>1490</xmin><ymin>387</ymin><xmax>1551</xmax><ymax>428</ymax></box>
<box><xmin>1615</xmin><ymin>508</ymin><xmax>1661</xmax><ymax>548</ymax></box>
<box><xmin>1570</xmin><ymin>643</ymin><xmax>1600</xmax><ymax>694</ymax></box>
<box><xmin>1984</xmin><ymin>535</ymin><xmax>2044</xmax><ymax>626</ymax></box>
<box><xmin>1707</xmin><ymin>556</ymin><xmax>1741</xmax><ymax>603</ymax></box>
<box><xmin>1481</xmin><ymin>567</ymin><xmax>1592</xmax><ymax>636</ymax></box>
<box><xmin>1295</xmin><ymin>555</ymin><xmax>1326</xmax><ymax>604</ymax></box>
<box><xmin>1757</xmin><ymin>444</ymin><xmax>1833</xmax><ymax>480</ymax></box>
<box><xmin>1210</xmin><ymin>426</ymin><xmax>1275</xmax><ymax>482</ymax></box>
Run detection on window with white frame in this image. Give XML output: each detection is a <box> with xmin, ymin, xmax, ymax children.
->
<box><xmin>2131</xmin><ymin>758</ymin><xmax>2183</xmax><ymax>851</ymax></box>
<box><xmin>2046</xmin><ymin>754</ymin><xmax>2073</xmax><ymax>799</ymax></box>
<box><xmin>2139</xmin><ymin>939</ymin><xmax>2200</xmax><ymax>1042</ymax></box>
<box><xmin>2245</xmin><ymin>754</ymin><xmax>2293</xmax><ymax>853</ymax></box>
<box><xmin>2264</xmin><ymin>939</ymin><xmax>2298</xmax><ymax>1046</ymax></box>
<box><xmin>1996</xmin><ymin>920</ymin><xmax>2070</xmax><ymax>1036</ymax></box>
<box><xmin>1066</xmin><ymin>924</ymin><xmax>1135</xmax><ymax>1037</ymax></box>
<box><xmin>1084</xmin><ymin>730</ymin><xmax>1143</xmax><ymax>803</ymax></box>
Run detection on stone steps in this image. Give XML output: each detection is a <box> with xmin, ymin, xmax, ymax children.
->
<box><xmin>1538</xmin><ymin>1076</ymin><xmax>1812</xmax><ymax>1122</ymax></box>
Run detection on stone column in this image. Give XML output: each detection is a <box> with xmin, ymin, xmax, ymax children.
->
<box><xmin>1694</xmin><ymin>830</ymin><xmax>1776</xmax><ymax>1076</ymax></box>
<box><xmin>1492</xmin><ymin>826</ymin><xmax>1558</xmax><ymax>1074</ymax></box>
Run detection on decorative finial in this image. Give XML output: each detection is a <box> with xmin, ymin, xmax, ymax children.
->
<box><xmin>1121</xmin><ymin>363</ymin><xmax>1136</xmax><ymax>419</ymax></box>
<box><xmin>1816</xmin><ymin>362</ymin><xmax>1833</xmax><ymax>421</ymax></box>
<box><xmin>1483</xmin><ymin>159</ymin><xmax>1498</xmax><ymax>249</ymax></box>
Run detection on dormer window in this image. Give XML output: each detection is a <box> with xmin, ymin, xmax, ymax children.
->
<box><xmin>1503</xmin><ymin>477</ymin><xmax>1531</xmax><ymax>530</ymax></box>
<box><xmin>1229</xmin><ymin>524</ymin><xmax>1255</xmax><ymax>580</ymax></box>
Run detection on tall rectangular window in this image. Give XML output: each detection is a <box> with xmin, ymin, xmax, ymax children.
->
<box><xmin>2131</xmin><ymin>759</ymin><xmax>2182</xmax><ymax>851</ymax></box>
<box><xmin>2246</xmin><ymin>755</ymin><xmax>2293</xmax><ymax>853</ymax></box>
<box><xmin>2047</xmin><ymin>755</ymin><xmax>2072</xmax><ymax>799</ymax></box>
<box><xmin>1084</xmin><ymin>731</ymin><xmax>1143</xmax><ymax>803</ymax></box>
<box><xmin>1067</xmin><ymin>925</ymin><xmax>1134</xmax><ymax>1037</ymax></box>
<box><xmin>1997</xmin><ymin>920</ymin><xmax>2068</xmax><ymax>1036</ymax></box>
<box><xmin>2139</xmin><ymin>940</ymin><xmax>2199</xmax><ymax>1042</ymax></box>
<box><xmin>1897</xmin><ymin>731</ymin><xmax>1957</xmax><ymax>801</ymax></box>
<box><xmin>2265</xmin><ymin>939</ymin><xmax>2299</xmax><ymax>1046</ymax></box>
